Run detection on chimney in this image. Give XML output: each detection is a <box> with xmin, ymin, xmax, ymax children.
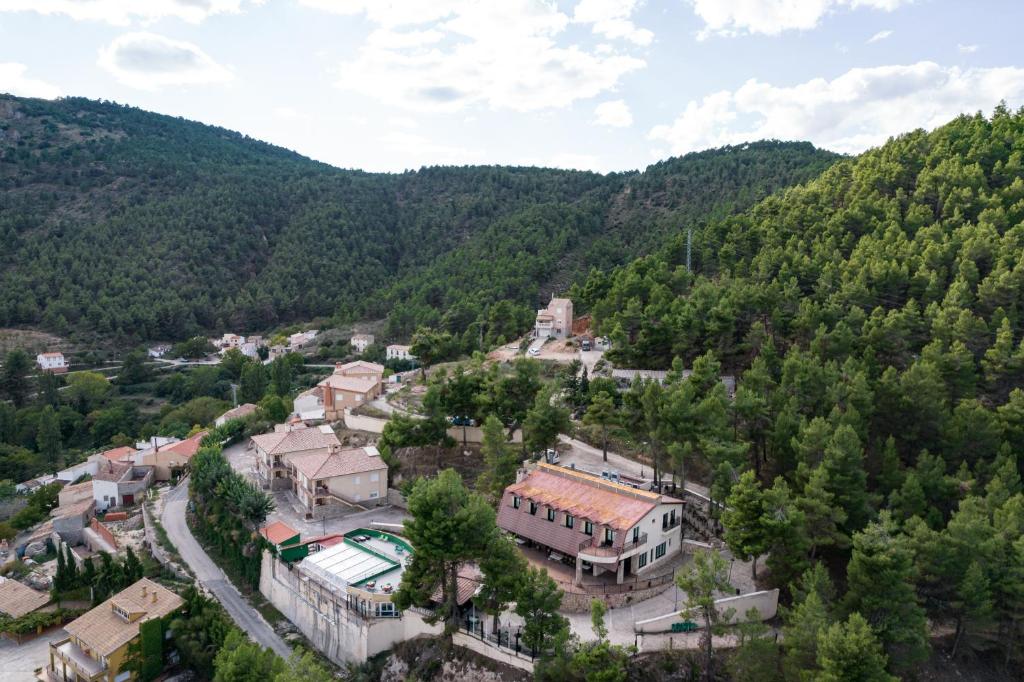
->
<box><xmin>151</xmin><ymin>591</ymin><xmax>157</xmax><ymax>604</ymax></box>
<box><xmin>142</xmin><ymin>584</ymin><xmax>148</xmax><ymax>599</ymax></box>
<box><xmin>335</xmin><ymin>362</ymin><xmax>343</xmax><ymax>373</ymax></box>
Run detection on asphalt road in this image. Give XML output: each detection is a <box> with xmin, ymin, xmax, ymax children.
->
<box><xmin>161</xmin><ymin>479</ymin><xmax>292</xmax><ymax>659</ymax></box>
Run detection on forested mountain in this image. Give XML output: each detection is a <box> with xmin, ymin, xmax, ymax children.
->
<box><xmin>571</xmin><ymin>106</ymin><xmax>1024</xmax><ymax>672</ymax></box>
<box><xmin>0</xmin><ymin>94</ymin><xmax>837</xmax><ymax>342</ymax></box>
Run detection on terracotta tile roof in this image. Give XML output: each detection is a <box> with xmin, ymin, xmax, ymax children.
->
<box><xmin>336</xmin><ymin>360</ymin><xmax>384</xmax><ymax>374</ymax></box>
<box><xmin>94</xmin><ymin>461</ymin><xmax>131</xmax><ymax>482</ymax></box>
<box><xmin>0</xmin><ymin>577</ymin><xmax>50</xmax><ymax>618</ymax></box>
<box><xmin>260</xmin><ymin>520</ymin><xmax>299</xmax><ymax>545</ymax></box>
<box><xmin>64</xmin><ymin>578</ymin><xmax>184</xmax><ymax>657</ymax></box>
<box><xmin>430</xmin><ymin>566</ymin><xmax>481</xmax><ymax>605</ymax></box>
<box><xmin>58</xmin><ymin>480</ymin><xmax>94</xmax><ymax>504</ymax></box>
<box><xmin>161</xmin><ymin>431</ymin><xmax>207</xmax><ymax>459</ymax></box>
<box><xmin>289</xmin><ymin>446</ymin><xmax>387</xmax><ymax>481</ymax></box>
<box><xmin>99</xmin><ymin>446</ymin><xmax>136</xmax><ymax>463</ymax></box>
<box><xmin>319</xmin><ymin>374</ymin><xmax>379</xmax><ymax>393</ymax></box>
<box><xmin>39</xmin><ymin>352</ymin><xmax>64</xmax><ymax>358</ymax></box>
<box><xmin>217</xmin><ymin>404</ymin><xmax>257</xmax><ymax>422</ymax></box>
<box><xmin>250</xmin><ymin>426</ymin><xmax>340</xmax><ymax>456</ymax></box>
<box><xmin>504</xmin><ymin>464</ymin><xmax>658</xmax><ymax>532</ymax></box>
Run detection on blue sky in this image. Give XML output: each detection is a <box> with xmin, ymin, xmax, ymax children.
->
<box><xmin>1</xmin><ymin>0</ymin><xmax>1022</xmax><ymax>172</ymax></box>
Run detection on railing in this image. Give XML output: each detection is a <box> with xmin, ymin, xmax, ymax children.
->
<box><xmin>578</xmin><ymin>532</ymin><xmax>648</xmax><ymax>558</ymax></box>
<box><xmin>459</xmin><ymin>620</ymin><xmax>538</xmax><ymax>661</ymax></box>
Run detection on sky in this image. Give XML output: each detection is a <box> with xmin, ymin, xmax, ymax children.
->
<box><xmin>1</xmin><ymin>0</ymin><xmax>1022</xmax><ymax>173</ymax></box>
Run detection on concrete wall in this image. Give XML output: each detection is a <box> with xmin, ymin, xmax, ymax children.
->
<box><xmin>56</xmin><ymin>459</ymin><xmax>99</xmax><ymax>484</ymax></box>
<box><xmin>447</xmin><ymin>425</ymin><xmax>523</xmax><ymax>444</ymax></box>
<box><xmin>452</xmin><ymin>631</ymin><xmax>536</xmax><ymax>673</ymax></box>
<box><xmin>633</xmin><ymin>589</ymin><xmax>780</xmax><ymax>633</ymax></box>
<box><xmin>259</xmin><ymin>551</ymin><xmax>443</xmax><ymax>664</ymax></box>
<box><xmin>343</xmin><ymin>410</ymin><xmax>387</xmax><ymax>434</ymax></box>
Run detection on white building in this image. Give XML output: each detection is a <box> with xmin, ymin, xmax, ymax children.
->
<box><xmin>239</xmin><ymin>341</ymin><xmax>260</xmax><ymax>358</ymax></box>
<box><xmin>147</xmin><ymin>345</ymin><xmax>171</xmax><ymax>358</ymax></box>
<box><xmin>293</xmin><ymin>388</ymin><xmax>325</xmax><ymax>422</ymax></box>
<box><xmin>350</xmin><ymin>334</ymin><xmax>374</xmax><ymax>353</ymax></box>
<box><xmin>535</xmin><ymin>297</ymin><xmax>573</xmax><ymax>340</ymax></box>
<box><xmin>289</xmin><ymin>330</ymin><xmax>318</xmax><ymax>350</ymax></box>
<box><xmin>385</xmin><ymin>344</ymin><xmax>415</xmax><ymax>362</ymax></box>
<box><xmin>36</xmin><ymin>352</ymin><xmax>68</xmax><ymax>373</ymax></box>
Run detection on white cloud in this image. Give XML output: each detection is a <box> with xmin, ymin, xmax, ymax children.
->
<box><xmin>98</xmin><ymin>32</ymin><xmax>233</xmax><ymax>90</ymax></box>
<box><xmin>649</xmin><ymin>62</ymin><xmax>1024</xmax><ymax>155</ymax></box>
<box><xmin>572</xmin><ymin>0</ymin><xmax>654</xmax><ymax>46</ymax></box>
<box><xmin>307</xmin><ymin>0</ymin><xmax>645</xmax><ymax>113</ymax></box>
<box><xmin>387</xmin><ymin>116</ymin><xmax>419</xmax><ymax>128</ymax></box>
<box><xmin>958</xmin><ymin>43</ymin><xmax>979</xmax><ymax>54</ymax></box>
<box><xmin>593</xmin><ymin>99</ymin><xmax>633</xmax><ymax>127</ymax></box>
<box><xmin>378</xmin><ymin>130</ymin><xmax>483</xmax><ymax>166</ymax></box>
<box><xmin>0</xmin><ymin>63</ymin><xmax>61</xmax><ymax>99</ymax></box>
<box><xmin>690</xmin><ymin>0</ymin><xmax>913</xmax><ymax>38</ymax></box>
<box><xmin>0</xmin><ymin>0</ymin><xmax>249</xmax><ymax>25</ymax></box>
<box><xmin>867</xmin><ymin>29</ymin><xmax>892</xmax><ymax>43</ymax></box>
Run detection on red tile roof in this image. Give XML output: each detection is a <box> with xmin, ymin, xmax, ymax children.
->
<box><xmin>503</xmin><ymin>464</ymin><xmax>659</xmax><ymax>532</ymax></box>
<box><xmin>99</xmin><ymin>446</ymin><xmax>135</xmax><ymax>463</ymax></box>
<box><xmin>162</xmin><ymin>431</ymin><xmax>207</xmax><ymax>459</ymax></box>
<box><xmin>260</xmin><ymin>520</ymin><xmax>300</xmax><ymax>545</ymax></box>
<box><xmin>289</xmin><ymin>446</ymin><xmax>387</xmax><ymax>481</ymax></box>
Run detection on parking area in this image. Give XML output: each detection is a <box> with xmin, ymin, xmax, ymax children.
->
<box><xmin>0</xmin><ymin>627</ymin><xmax>65</xmax><ymax>681</ymax></box>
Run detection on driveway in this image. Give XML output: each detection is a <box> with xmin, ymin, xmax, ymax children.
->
<box><xmin>0</xmin><ymin>627</ymin><xmax>65</xmax><ymax>681</ymax></box>
<box><xmin>161</xmin><ymin>479</ymin><xmax>291</xmax><ymax>659</ymax></box>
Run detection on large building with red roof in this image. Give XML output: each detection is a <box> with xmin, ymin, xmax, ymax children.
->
<box><xmin>497</xmin><ymin>463</ymin><xmax>683</xmax><ymax>585</ymax></box>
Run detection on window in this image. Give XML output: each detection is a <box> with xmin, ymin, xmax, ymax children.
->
<box><xmin>604</xmin><ymin>528</ymin><xmax>614</xmax><ymax>544</ymax></box>
<box><xmin>655</xmin><ymin>542</ymin><xmax>667</xmax><ymax>559</ymax></box>
<box><xmin>370</xmin><ymin>472</ymin><xmax>380</xmax><ymax>482</ymax></box>
<box><xmin>354</xmin><ymin>476</ymin><xmax>361</xmax><ymax>485</ymax></box>
<box><xmin>636</xmin><ymin>552</ymin><xmax>647</xmax><ymax>569</ymax></box>
<box><xmin>584</xmin><ymin>521</ymin><xmax>593</xmax><ymax>536</ymax></box>
<box><xmin>565</xmin><ymin>514</ymin><xmax>574</xmax><ymax>529</ymax></box>
<box><xmin>369</xmin><ymin>491</ymin><xmax>379</xmax><ymax>499</ymax></box>
<box><xmin>547</xmin><ymin>508</ymin><xmax>555</xmax><ymax>522</ymax></box>
<box><xmin>529</xmin><ymin>501</ymin><xmax>538</xmax><ymax>515</ymax></box>
<box><xmin>632</xmin><ymin>527</ymin><xmax>640</xmax><ymax>543</ymax></box>
<box><xmin>662</xmin><ymin>512</ymin><xmax>669</xmax><ymax>529</ymax></box>
<box><xmin>670</xmin><ymin>509</ymin><xmax>677</xmax><ymax>525</ymax></box>
<box><xmin>513</xmin><ymin>496</ymin><xmax>521</xmax><ymax>509</ymax></box>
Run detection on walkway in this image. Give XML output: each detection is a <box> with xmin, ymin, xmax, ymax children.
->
<box><xmin>160</xmin><ymin>479</ymin><xmax>291</xmax><ymax>659</ymax></box>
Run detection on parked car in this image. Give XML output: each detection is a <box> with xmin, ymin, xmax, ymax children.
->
<box><xmin>544</xmin><ymin>449</ymin><xmax>560</xmax><ymax>464</ymax></box>
<box><xmin>528</xmin><ymin>347</ymin><xmax>540</xmax><ymax>356</ymax></box>
<box><xmin>581</xmin><ymin>339</ymin><xmax>592</xmax><ymax>351</ymax></box>
<box><xmin>601</xmin><ymin>470</ymin><xmax>620</xmax><ymax>483</ymax></box>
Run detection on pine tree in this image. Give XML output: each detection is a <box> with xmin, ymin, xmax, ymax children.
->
<box><xmin>843</xmin><ymin>515</ymin><xmax>929</xmax><ymax>671</ymax></box>
<box><xmin>37</xmin><ymin>405</ymin><xmax>62</xmax><ymax>465</ymax></box>
<box><xmin>476</xmin><ymin>414</ymin><xmax>520</xmax><ymax>501</ymax></box>
<box><xmin>816</xmin><ymin>613</ymin><xmax>896</xmax><ymax>682</ymax></box>
<box><xmin>797</xmin><ymin>466</ymin><xmax>848</xmax><ymax>559</ymax></box>
<box><xmin>782</xmin><ymin>587</ymin><xmax>830</xmax><ymax>680</ymax></box>
<box><xmin>676</xmin><ymin>550</ymin><xmax>733</xmax><ymax>680</ymax></box>
<box><xmin>722</xmin><ymin>470</ymin><xmax>769</xmax><ymax>580</ymax></box>
<box><xmin>951</xmin><ymin>560</ymin><xmax>994</xmax><ymax>658</ymax></box>
<box><xmin>64</xmin><ymin>544</ymin><xmax>79</xmax><ymax>588</ymax></box>
<box><xmin>821</xmin><ymin>424</ymin><xmax>871</xmax><ymax>533</ymax></box>
<box><xmin>583</xmin><ymin>391</ymin><xmax>617</xmax><ymax>462</ymax></box>
<box><xmin>515</xmin><ymin>566</ymin><xmax>568</xmax><ymax>654</ymax></box>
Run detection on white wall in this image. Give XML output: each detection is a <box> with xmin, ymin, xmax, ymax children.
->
<box><xmin>633</xmin><ymin>589</ymin><xmax>780</xmax><ymax>633</ymax></box>
<box><xmin>93</xmin><ymin>479</ymin><xmax>119</xmax><ymax>511</ymax></box>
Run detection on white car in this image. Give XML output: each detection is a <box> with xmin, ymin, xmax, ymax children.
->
<box><xmin>528</xmin><ymin>347</ymin><xmax>540</xmax><ymax>356</ymax></box>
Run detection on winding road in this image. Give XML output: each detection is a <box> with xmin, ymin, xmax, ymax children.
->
<box><xmin>161</xmin><ymin>479</ymin><xmax>292</xmax><ymax>659</ymax></box>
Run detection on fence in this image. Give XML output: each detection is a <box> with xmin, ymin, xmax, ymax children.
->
<box><xmin>453</xmin><ymin>622</ymin><xmax>537</xmax><ymax>673</ymax></box>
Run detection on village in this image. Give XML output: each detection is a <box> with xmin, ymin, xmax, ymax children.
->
<box><xmin>0</xmin><ymin>296</ymin><xmax>773</xmax><ymax>682</ymax></box>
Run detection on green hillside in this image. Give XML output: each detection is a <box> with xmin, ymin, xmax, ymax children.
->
<box><xmin>573</xmin><ymin>106</ymin><xmax>1024</xmax><ymax>672</ymax></box>
<box><xmin>0</xmin><ymin>95</ymin><xmax>837</xmax><ymax>343</ymax></box>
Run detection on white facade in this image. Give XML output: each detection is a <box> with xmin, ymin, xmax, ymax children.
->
<box><xmin>36</xmin><ymin>352</ymin><xmax>68</xmax><ymax>372</ymax></box>
<box><xmin>239</xmin><ymin>342</ymin><xmax>260</xmax><ymax>358</ymax></box>
<box><xmin>293</xmin><ymin>390</ymin><xmax>324</xmax><ymax>421</ymax></box>
<box><xmin>92</xmin><ymin>478</ymin><xmax>120</xmax><ymax>511</ymax></box>
<box><xmin>351</xmin><ymin>334</ymin><xmax>374</xmax><ymax>353</ymax></box>
<box><xmin>289</xmin><ymin>330</ymin><xmax>318</xmax><ymax>349</ymax></box>
<box><xmin>385</xmin><ymin>345</ymin><xmax>415</xmax><ymax>361</ymax></box>
<box><xmin>147</xmin><ymin>345</ymin><xmax>170</xmax><ymax>358</ymax></box>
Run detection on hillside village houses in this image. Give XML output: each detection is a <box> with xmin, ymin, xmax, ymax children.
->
<box><xmin>385</xmin><ymin>344</ymin><xmax>415</xmax><ymax>361</ymax></box>
<box><xmin>497</xmin><ymin>463</ymin><xmax>683</xmax><ymax>585</ymax></box>
<box><xmin>48</xmin><ymin>578</ymin><xmax>184</xmax><ymax>682</ymax></box>
<box><xmin>36</xmin><ymin>351</ymin><xmax>69</xmax><ymax>373</ymax></box>
<box><xmin>252</xmin><ymin>421</ymin><xmax>341</xmax><ymax>491</ymax></box>
<box><xmin>289</xmin><ymin>329</ymin><xmax>318</xmax><ymax>349</ymax></box>
<box><xmin>319</xmin><ymin>360</ymin><xmax>384</xmax><ymax>421</ymax></box>
<box><xmin>350</xmin><ymin>333</ymin><xmax>374</xmax><ymax>353</ymax></box>
<box><xmin>291</xmin><ymin>444</ymin><xmax>388</xmax><ymax>511</ymax></box>
<box><xmin>535</xmin><ymin>297</ymin><xmax>573</xmax><ymax>339</ymax></box>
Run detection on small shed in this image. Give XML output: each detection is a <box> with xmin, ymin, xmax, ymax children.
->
<box><xmin>259</xmin><ymin>520</ymin><xmax>305</xmax><ymax>562</ymax></box>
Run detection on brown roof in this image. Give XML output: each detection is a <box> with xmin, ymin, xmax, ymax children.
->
<box><xmin>58</xmin><ymin>480</ymin><xmax>94</xmax><ymax>503</ymax></box>
<box><xmin>0</xmin><ymin>577</ymin><xmax>50</xmax><ymax>618</ymax></box>
<box><xmin>430</xmin><ymin>566</ymin><xmax>481</xmax><ymax>605</ymax></box>
<box><xmin>99</xmin><ymin>446</ymin><xmax>135</xmax><ymax>463</ymax></box>
<box><xmin>161</xmin><ymin>431</ymin><xmax>207</xmax><ymax>459</ymax></box>
<box><xmin>51</xmin><ymin>498</ymin><xmax>95</xmax><ymax>519</ymax></box>
<box><xmin>64</xmin><ymin>578</ymin><xmax>184</xmax><ymax>657</ymax></box>
<box><xmin>289</xmin><ymin>446</ymin><xmax>387</xmax><ymax>481</ymax></box>
<box><xmin>319</xmin><ymin>374</ymin><xmax>379</xmax><ymax>393</ymax></box>
<box><xmin>250</xmin><ymin>426</ymin><xmax>340</xmax><ymax>456</ymax></box>
<box><xmin>504</xmin><ymin>464</ymin><xmax>659</xmax><ymax>532</ymax></box>
<box><xmin>218</xmin><ymin>404</ymin><xmax>258</xmax><ymax>421</ymax></box>
<box><xmin>260</xmin><ymin>520</ymin><xmax>300</xmax><ymax>545</ymax></box>
<box><xmin>94</xmin><ymin>461</ymin><xmax>131</xmax><ymax>482</ymax></box>
<box><xmin>336</xmin><ymin>360</ymin><xmax>384</xmax><ymax>374</ymax></box>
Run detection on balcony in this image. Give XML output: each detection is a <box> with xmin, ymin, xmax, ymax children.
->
<box><xmin>50</xmin><ymin>638</ymin><xmax>106</xmax><ymax>681</ymax></box>
<box><xmin>662</xmin><ymin>517</ymin><xmax>681</xmax><ymax>532</ymax></box>
<box><xmin>578</xmin><ymin>533</ymin><xmax>647</xmax><ymax>562</ymax></box>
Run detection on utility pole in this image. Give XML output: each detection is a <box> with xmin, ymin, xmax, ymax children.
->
<box><xmin>686</xmin><ymin>227</ymin><xmax>692</xmax><ymax>273</ymax></box>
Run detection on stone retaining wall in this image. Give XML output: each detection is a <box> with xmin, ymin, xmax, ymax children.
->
<box><xmin>559</xmin><ymin>578</ymin><xmax>675</xmax><ymax>612</ymax></box>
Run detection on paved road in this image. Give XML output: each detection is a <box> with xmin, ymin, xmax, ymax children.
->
<box><xmin>161</xmin><ymin>479</ymin><xmax>292</xmax><ymax>659</ymax></box>
<box><xmin>0</xmin><ymin>627</ymin><xmax>65</xmax><ymax>681</ymax></box>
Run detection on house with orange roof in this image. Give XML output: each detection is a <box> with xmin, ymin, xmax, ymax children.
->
<box><xmin>251</xmin><ymin>422</ymin><xmax>340</xmax><ymax>490</ymax></box>
<box><xmin>136</xmin><ymin>431</ymin><xmax>207</xmax><ymax>481</ymax></box>
<box><xmin>319</xmin><ymin>361</ymin><xmax>384</xmax><ymax>420</ymax></box>
<box><xmin>497</xmin><ymin>463</ymin><xmax>683</xmax><ymax>585</ymax></box>
<box><xmin>98</xmin><ymin>446</ymin><xmax>136</xmax><ymax>464</ymax></box>
<box><xmin>290</xmin><ymin>445</ymin><xmax>387</xmax><ymax>516</ymax></box>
